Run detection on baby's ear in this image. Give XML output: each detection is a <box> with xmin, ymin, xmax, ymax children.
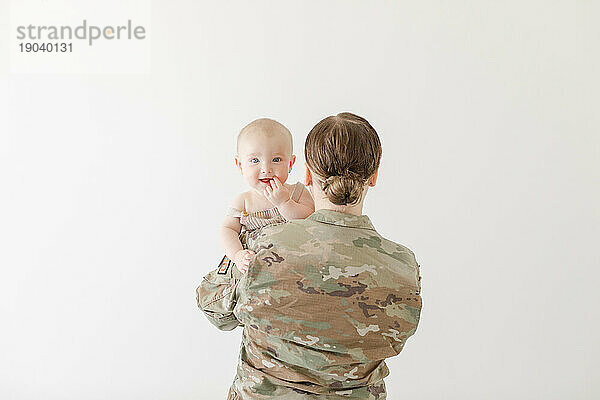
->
<box><xmin>305</xmin><ymin>163</ymin><xmax>313</xmax><ymax>186</ymax></box>
<box><xmin>289</xmin><ymin>155</ymin><xmax>296</xmax><ymax>172</ymax></box>
<box><xmin>234</xmin><ymin>156</ymin><xmax>243</xmax><ymax>173</ymax></box>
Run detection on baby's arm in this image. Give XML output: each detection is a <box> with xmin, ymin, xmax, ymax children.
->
<box><xmin>220</xmin><ymin>193</ymin><xmax>254</xmax><ymax>273</ymax></box>
<box><xmin>265</xmin><ymin>177</ymin><xmax>315</xmax><ymax>220</ymax></box>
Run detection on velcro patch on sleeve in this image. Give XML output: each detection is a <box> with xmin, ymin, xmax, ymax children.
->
<box><xmin>217</xmin><ymin>256</ymin><xmax>231</xmax><ymax>275</ymax></box>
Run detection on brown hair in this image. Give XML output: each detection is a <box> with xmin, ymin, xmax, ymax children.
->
<box><xmin>305</xmin><ymin>112</ymin><xmax>382</xmax><ymax>205</ymax></box>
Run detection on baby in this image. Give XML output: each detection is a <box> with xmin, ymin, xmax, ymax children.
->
<box><xmin>220</xmin><ymin>118</ymin><xmax>315</xmax><ymax>273</ymax></box>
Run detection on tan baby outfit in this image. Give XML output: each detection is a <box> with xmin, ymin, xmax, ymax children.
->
<box><xmin>214</xmin><ymin>182</ymin><xmax>305</xmax><ymax>272</ymax></box>
<box><xmin>226</xmin><ymin>182</ymin><xmax>305</xmax><ymax>234</ymax></box>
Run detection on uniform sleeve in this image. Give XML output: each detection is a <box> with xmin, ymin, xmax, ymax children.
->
<box><xmin>196</xmin><ymin>256</ymin><xmax>244</xmax><ymax>331</ymax></box>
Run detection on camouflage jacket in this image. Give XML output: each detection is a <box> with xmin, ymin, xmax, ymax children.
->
<box><xmin>197</xmin><ymin>210</ymin><xmax>422</xmax><ymax>399</ymax></box>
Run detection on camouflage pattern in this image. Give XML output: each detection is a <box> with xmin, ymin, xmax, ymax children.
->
<box><xmin>197</xmin><ymin>210</ymin><xmax>422</xmax><ymax>399</ymax></box>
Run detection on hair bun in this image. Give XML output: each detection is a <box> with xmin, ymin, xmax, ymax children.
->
<box><xmin>322</xmin><ymin>172</ymin><xmax>365</xmax><ymax>206</ymax></box>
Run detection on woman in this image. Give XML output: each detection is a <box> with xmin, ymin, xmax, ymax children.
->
<box><xmin>198</xmin><ymin>112</ymin><xmax>422</xmax><ymax>399</ymax></box>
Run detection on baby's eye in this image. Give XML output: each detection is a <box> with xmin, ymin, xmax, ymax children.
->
<box><xmin>272</xmin><ymin>157</ymin><xmax>282</xmax><ymax>162</ymax></box>
<box><xmin>250</xmin><ymin>158</ymin><xmax>259</xmax><ymax>164</ymax></box>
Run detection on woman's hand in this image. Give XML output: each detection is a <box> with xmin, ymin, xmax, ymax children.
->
<box><xmin>233</xmin><ymin>249</ymin><xmax>255</xmax><ymax>273</ymax></box>
<box><xmin>264</xmin><ymin>176</ymin><xmax>291</xmax><ymax>207</ymax></box>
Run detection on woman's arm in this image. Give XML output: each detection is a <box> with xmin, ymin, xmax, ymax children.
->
<box><xmin>196</xmin><ymin>257</ymin><xmax>243</xmax><ymax>331</ymax></box>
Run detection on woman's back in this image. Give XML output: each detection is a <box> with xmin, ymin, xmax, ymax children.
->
<box><xmin>198</xmin><ymin>112</ymin><xmax>423</xmax><ymax>399</ymax></box>
<box><xmin>230</xmin><ymin>209</ymin><xmax>422</xmax><ymax>398</ymax></box>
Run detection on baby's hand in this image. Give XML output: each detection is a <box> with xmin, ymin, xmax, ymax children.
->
<box><xmin>234</xmin><ymin>249</ymin><xmax>255</xmax><ymax>274</ymax></box>
<box><xmin>264</xmin><ymin>176</ymin><xmax>291</xmax><ymax>207</ymax></box>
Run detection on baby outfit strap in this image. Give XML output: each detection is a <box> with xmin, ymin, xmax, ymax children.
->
<box><xmin>226</xmin><ymin>207</ymin><xmax>244</xmax><ymax>218</ymax></box>
<box><xmin>290</xmin><ymin>182</ymin><xmax>304</xmax><ymax>203</ymax></box>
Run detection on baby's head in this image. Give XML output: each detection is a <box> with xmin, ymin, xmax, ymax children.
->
<box><xmin>235</xmin><ymin>118</ymin><xmax>296</xmax><ymax>192</ymax></box>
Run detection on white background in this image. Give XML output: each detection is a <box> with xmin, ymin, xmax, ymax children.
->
<box><xmin>1</xmin><ymin>1</ymin><xmax>598</xmax><ymax>399</ymax></box>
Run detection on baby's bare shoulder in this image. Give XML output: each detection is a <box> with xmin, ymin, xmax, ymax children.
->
<box><xmin>230</xmin><ymin>192</ymin><xmax>248</xmax><ymax>210</ymax></box>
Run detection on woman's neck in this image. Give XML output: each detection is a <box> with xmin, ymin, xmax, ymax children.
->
<box><xmin>310</xmin><ymin>185</ymin><xmax>368</xmax><ymax>216</ymax></box>
<box><xmin>314</xmin><ymin>202</ymin><xmax>363</xmax><ymax>216</ymax></box>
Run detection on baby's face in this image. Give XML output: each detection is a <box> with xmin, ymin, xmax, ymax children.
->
<box><xmin>236</xmin><ymin>130</ymin><xmax>295</xmax><ymax>193</ymax></box>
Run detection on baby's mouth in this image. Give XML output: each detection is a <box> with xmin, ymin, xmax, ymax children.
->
<box><xmin>259</xmin><ymin>178</ymin><xmax>273</xmax><ymax>184</ymax></box>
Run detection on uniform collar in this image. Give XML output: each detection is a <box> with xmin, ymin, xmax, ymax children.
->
<box><xmin>308</xmin><ymin>209</ymin><xmax>376</xmax><ymax>230</ymax></box>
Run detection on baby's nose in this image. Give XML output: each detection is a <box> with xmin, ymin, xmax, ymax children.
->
<box><xmin>262</xmin><ymin>163</ymin><xmax>273</xmax><ymax>173</ymax></box>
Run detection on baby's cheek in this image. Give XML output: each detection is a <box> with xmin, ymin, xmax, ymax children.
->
<box><xmin>278</xmin><ymin>172</ymin><xmax>289</xmax><ymax>183</ymax></box>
